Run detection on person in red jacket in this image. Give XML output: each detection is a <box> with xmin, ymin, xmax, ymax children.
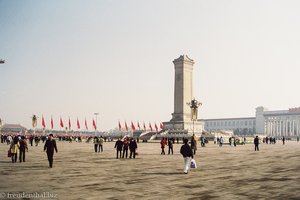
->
<box><xmin>19</xmin><ymin>136</ymin><xmax>28</xmax><ymax>162</ymax></box>
<box><xmin>122</xmin><ymin>137</ymin><xmax>129</xmax><ymax>158</ymax></box>
<box><xmin>160</xmin><ymin>138</ymin><xmax>167</xmax><ymax>155</ymax></box>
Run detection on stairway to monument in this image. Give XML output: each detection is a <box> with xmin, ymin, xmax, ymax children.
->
<box><xmin>139</xmin><ymin>130</ymin><xmax>168</xmax><ymax>141</ymax></box>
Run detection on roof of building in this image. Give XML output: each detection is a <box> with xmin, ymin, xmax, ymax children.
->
<box><xmin>203</xmin><ymin>117</ymin><xmax>255</xmax><ymax>121</ymax></box>
<box><xmin>1</xmin><ymin>124</ymin><xmax>26</xmax><ymax>129</ymax></box>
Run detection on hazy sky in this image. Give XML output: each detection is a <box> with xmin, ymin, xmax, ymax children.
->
<box><xmin>1</xmin><ymin>0</ymin><xmax>300</xmax><ymax>131</ymax></box>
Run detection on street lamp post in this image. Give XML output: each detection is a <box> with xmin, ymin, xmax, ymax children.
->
<box><xmin>187</xmin><ymin>98</ymin><xmax>202</xmax><ymax>135</ymax></box>
<box><xmin>32</xmin><ymin>114</ymin><xmax>38</xmax><ymax>134</ymax></box>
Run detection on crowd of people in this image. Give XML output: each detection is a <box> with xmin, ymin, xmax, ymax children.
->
<box><xmin>1</xmin><ymin>133</ymin><xmax>299</xmax><ymax>174</ymax></box>
<box><xmin>2</xmin><ymin>134</ymin><xmax>58</xmax><ymax>167</ymax></box>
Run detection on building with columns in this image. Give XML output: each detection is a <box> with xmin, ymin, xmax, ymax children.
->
<box><xmin>204</xmin><ymin>106</ymin><xmax>300</xmax><ymax>138</ymax></box>
<box><xmin>263</xmin><ymin>107</ymin><xmax>300</xmax><ymax>137</ymax></box>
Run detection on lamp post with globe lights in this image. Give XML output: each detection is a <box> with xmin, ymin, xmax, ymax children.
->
<box><xmin>187</xmin><ymin>98</ymin><xmax>202</xmax><ymax>135</ymax></box>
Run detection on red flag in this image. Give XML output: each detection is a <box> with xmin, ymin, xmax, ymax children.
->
<box><xmin>60</xmin><ymin>117</ymin><xmax>64</xmax><ymax>128</ymax></box>
<box><xmin>93</xmin><ymin>119</ymin><xmax>97</xmax><ymax>130</ymax></box>
<box><xmin>149</xmin><ymin>122</ymin><xmax>153</xmax><ymax>132</ymax></box>
<box><xmin>155</xmin><ymin>122</ymin><xmax>158</xmax><ymax>132</ymax></box>
<box><xmin>68</xmin><ymin>117</ymin><xmax>71</xmax><ymax>130</ymax></box>
<box><xmin>131</xmin><ymin>121</ymin><xmax>136</xmax><ymax>131</ymax></box>
<box><xmin>51</xmin><ymin>116</ymin><xmax>54</xmax><ymax>129</ymax></box>
<box><xmin>137</xmin><ymin>121</ymin><xmax>140</xmax><ymax>130</ymax></box>
<box><xmin>77</xmin><ymin>118</ymin><xmax>80</xmax><ymax>129</ymax></box>
<box><xmin>160</xmin><ymin>122</ymin><xmax>164</xmax><ymax>130</ymax></box>
<box><xmin>42</xmin><ymin>115</ymin><xmax>46</xmax><ymax>129</ymax></box>
<box><xmin>143</xmin><ymin>122</ymin><xmax>146</xmax><ymax>131</ymax></box>
<box><xmin>85</xmin><ymin>118</ymin><xmax>88</xmax><ymax>130</ymax></box>
<box><xmin>118</xmin><ymin>120</ymin><xmax>121</xmax><ymax>130</ymax></box>
<box><xmin>125</xmin><ymin>121</ymin><xmax>128</xmax><ymax>131</ymax></box>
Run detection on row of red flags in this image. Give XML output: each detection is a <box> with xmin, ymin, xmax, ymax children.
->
<box><xmin>39</xmin><ymin>116</ymin><xmax>164</xmax><ymax>132</ymax></box>
<box><xmin>118</xmin><ymin>121</ymin><xmax>164</xmax><ymax>132</ymax></box>
<box><xmin>41</xmin><ymin>116</ymin><xmax>96</xmax><ymax>130</ymax></box>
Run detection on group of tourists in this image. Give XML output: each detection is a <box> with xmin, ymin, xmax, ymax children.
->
<box><xmin>93</xmin><ymin>136</ymin><xmax>104</xmax><ymax>153</ymax></box>
<box><xmin>263</xmin><ymin>136</ymin><xmax>277</xmax><ymax>144</ymax></box>
<box><xmin>3</xmin><ymin>134</ymin><xmax>57</xmax><ymax>168</ymax></box>
<box><xmin>114</xmin><ymin>137</ymin><xmax>137</xmax><ymax>159</ymax></box>
<box><xmin>160</xmin><ymin>138</ymin><xmax>175</xmax><ymax>155</ymax></box>
<box><xmin>159</xmin><ymin>135</ymin><xmax>197</xmax><ymax>174</ymax></box>
<box><xmin>8</xmin><ymin>136</ymin><xmax>28</xmax><ymax>163</ymax></box>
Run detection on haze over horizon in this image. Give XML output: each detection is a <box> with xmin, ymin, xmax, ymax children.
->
<box><xmin>1</xmin><ymin>0</ymin><xmax>300</xmax><ymax>131</ymax></box>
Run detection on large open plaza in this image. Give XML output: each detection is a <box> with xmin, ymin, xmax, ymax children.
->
<box><xmin>1</xmin><ymin>140</ymin><xmax>299</xmax><ymax>199</ymax></box>
<box><xmin>1</xmin><ymin>1</ymin><xmax>300</xmax><ymax>199</ymax></box>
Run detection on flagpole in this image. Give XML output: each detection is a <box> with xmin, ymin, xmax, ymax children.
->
<box><xmin>94</xmin><ymin>113</ymin><xmax>99</xmax><ymax>136</ymax></box>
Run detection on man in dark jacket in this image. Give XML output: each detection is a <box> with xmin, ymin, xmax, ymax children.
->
<box><xmin>168</xmin><ymin>139</ymin><xmax>173</xmax><ymax>155</ymax></box>
<box><xmin>254</xmin><ymin>136</ymin><xmax>259</xmax><ymax>151</ymax></box>
<box><xmin>44</xmin><ymin>134</ymin><xmax>58</xmax><ymax>168</ymax></box>
<box><xmin>114</xmin><ymin>138</ymin><xmax>123</xmax><ymax>159</ymax></box>
<box><xmin>122</xmin><ymin>137</ymin><xmax>129</xmax><ymax>158</ymax></box>
<box><xmin>19</xmin><ymin>136</ymin><xmax>28</xmax><ymax>162</ymax></box>
<box><xmin>180</xmin><ymin>138</ymin><xmax>193</xmax><ymax>174</ymax></box>
<box><xmin>129</xmin><ymin>138</ymin><xmax>137</xmax><ymax>159</ymax></box>
<box><xmin>93</xmin><ymin>136</ymin><xmax>99</xmax><ymax>153</ymax></box>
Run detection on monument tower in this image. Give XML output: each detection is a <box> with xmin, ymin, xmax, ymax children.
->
<box><xmin>163</xmin><ymin>55</ymin><xmax>203</xmax><ymax>136</ymax></box>
<box><xmin>172</xmin><ymin>55</ymin><xmax>194</xmax><ymax>122</ymax></box>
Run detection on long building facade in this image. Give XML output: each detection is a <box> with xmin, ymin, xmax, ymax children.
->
<box><xmin>204</xmin><ymin>117</ymin><xmax>256</xmax><ymax>135</ymax></box>
<box><xmin>203</xmin><ymin>106</ymin><xmax>300</xmax><ymax>138</ymax></box>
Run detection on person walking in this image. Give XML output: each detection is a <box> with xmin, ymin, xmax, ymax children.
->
<box><xmin>219</xmin><ymin>136</ymin><xmax>223</xmax><ymax>147</ymax></box>
<box><xmin>254</xmin><ymin>136</ymin><xmax>259</xmax><ymax>151</ymax></box>
<box><xmin>160</xmin><ymin>138</ymin><xmax>167</xmax><ymax>155</ymax></box>
<box><xmin>168</xmin><ymin>138</ymin><xmax>174</xmax><ymax>155</ymax></box>
<box><xmin>93</xmin><ymin>136</ymin><xmax>99</xmax><ymax>153</ymax></box>
<box><xmin>114</xmin><ymin>138</ymin><xmax>123</xmax><ymax>159</ymax></box>
<box><xmin>191</xmin><ymin>135</ymin><xmax>197</xmax><ymax>154</ymax></box>
<box><xmin>282</xmin><ymin>136</ymin><xmax>286</xmax><ymax>145</ymax></box>
<box><xmin>129</xmin><ymin>138</ymin><xmax>137</xmax><ymax>159</ymax></box>
<box><xmin>122</xmin><ymin>137</ymin><xmax>129</xmax><ymax>158</ymax></box>
<box><xmin>29</xmin><ymin>135</ymin><xmax>34</xmax><ymax>146</ymax></box>
<box><xmin>9</xmin><ymin>137</ymin><xmax>20</xmax><ymax>163</ymax></box>
<box><xmin>44</xmin><ymin>134</ymin><xmax>58</xmax><ymax>168</ymax></box>
<box><xmin>180</xmin><ymin>138</ymin><xmax>193</xmax><ymax>174</ymax></box>
<box><xmin>19</xmin><ymin>136</ymin><xmax>28</xmax><ymax>162</ymax></box>
<box><xmin>7</xmin><ymin>135</ymin><xmax>12</xmax><ymax>145</ymax></box>
<box><xmin>98</xmin><ymin>136</ymin><xmax>104</xmax><ymax>152</ymax></box>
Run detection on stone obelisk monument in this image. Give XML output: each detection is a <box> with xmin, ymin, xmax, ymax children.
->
<box><xmin>163</xmin><ymin>55</ymin><xmax>203</xmax><ymax>136</ymax></box>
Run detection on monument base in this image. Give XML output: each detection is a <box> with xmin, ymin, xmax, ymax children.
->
<box><xmin>163</xmin><ymin>121</ymin><xmax>204</xmax><ymax>137</ymax></box>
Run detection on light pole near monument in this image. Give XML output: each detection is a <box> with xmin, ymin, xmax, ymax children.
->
<box><xmin>187</xmin><ymin>98</ymin><xmax>202</xmax><ymax>135</ymax></box>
